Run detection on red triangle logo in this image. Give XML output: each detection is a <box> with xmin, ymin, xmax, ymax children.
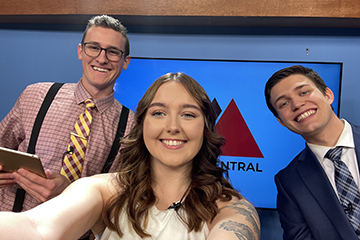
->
<box><xmin>215</xmin><ymin>99</ymin><xmax>263</xmax><ymax>158</ymax></box>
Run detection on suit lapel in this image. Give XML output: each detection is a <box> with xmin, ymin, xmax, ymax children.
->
<box><xmin>350</xmin><ymin>123</ymin><xmax>360</xmax><ymax>175</ymax></box>
<box><xmin>297</xmin><ymin>146</ymin><xmax>356</xmax><ymax>239</ymax></box>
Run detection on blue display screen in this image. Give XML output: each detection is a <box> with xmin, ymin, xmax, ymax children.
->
<box><xmin>114</xmin><ymin>58</ymin><xmax>342</xmax><ymax>209</ymax></box>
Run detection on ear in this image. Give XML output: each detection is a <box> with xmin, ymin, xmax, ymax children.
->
<box><xmin>122</xmin><ymin>55</ymin><xmax>131</xmax><ymax>70</ymax></box>
<box><xmin>277</xmin><ymin>117</ymin><xmax>286</xmax><ymax>127</ymax></box>
<box><xmin>77</xmin><ymin>43</ymin><xmax>83</xmax><ymax>61</ymax></box>
<box><xmin>324</xmin><ymin>87</ymin><xmax>334</xmax><ymax>105</ymax></box>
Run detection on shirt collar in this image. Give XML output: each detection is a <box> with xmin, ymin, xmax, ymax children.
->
<box><xmin>307</xmin><ymin>119</ymin><xmax>355</xmax><ymax>164</ymax></box>
<box><xmin>74</xmin><ymin>81</ymin><xmax>115</xmax><ymax>113</ymax></box>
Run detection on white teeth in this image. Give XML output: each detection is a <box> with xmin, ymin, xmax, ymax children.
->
<box><xmin>162</xmin><ymin>140</ymin><xmax>185</xmax><ymax>146</ymax></box>
<box><xmin>93</xmin><ymin>66</ymin><xmax>109</xmax><ymax>72</ymax></box>
<box><xmin>296</xmin><ymin>110</ymin><xmax>316</xmax><ymax>122</ymax></box>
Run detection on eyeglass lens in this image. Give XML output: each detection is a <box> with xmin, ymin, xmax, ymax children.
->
<box><xmin>84</xmin><ymin>43</ymin><xmax>123</xmax><ymax>61</ymax></box>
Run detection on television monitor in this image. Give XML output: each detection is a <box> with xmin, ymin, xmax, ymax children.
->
<box><xmin>114</xmin><ymin>57</ymin><xmax>342</xmax><ymax>209</ymax></box>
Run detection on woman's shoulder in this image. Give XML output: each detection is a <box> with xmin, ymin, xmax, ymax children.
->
<box><xmin>207</xmin><ymin>197</ymin><xmax>260</xmax><ymax>240</ymax></box>
<box><xmin>216</xmin><ymin>197</ymin><xmax>258</xmax><ymax>216</ymax></box>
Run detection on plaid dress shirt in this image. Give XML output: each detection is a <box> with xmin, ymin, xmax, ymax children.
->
<box><xmin>0</xmin><ymin>81</ymin><xmax>134</xmax><ymax>211</ymax></box>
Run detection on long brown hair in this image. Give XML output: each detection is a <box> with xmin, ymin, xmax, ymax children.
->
<box><xmin>103</xmin><ymin>72</ymin><xmax>242</xmax><ymax>238</ymax></box>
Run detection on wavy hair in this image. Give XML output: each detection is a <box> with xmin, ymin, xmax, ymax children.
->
<box><xmin>103</xmin><ymin>72</ymin><xmax>242</xmax><ymax>238</ymax></box>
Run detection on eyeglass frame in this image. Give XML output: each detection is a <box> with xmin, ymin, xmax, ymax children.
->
<box><xmin>82</xmin><ymin>42</ymin><xmax>125</xmax><ymax>62</ymax></box>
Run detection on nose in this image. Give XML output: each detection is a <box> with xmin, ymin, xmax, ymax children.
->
<box><xmin>291</xmin><ymin>97</ymin><xmax>305</xmax><ymax>111</ymax></box>
<box><xmin>96</xmin><ymin>49</ymin><xmax>108</xmax><ymax>63</ymax></box>
<box><xmin>165</xmin><ymin>116</ymin><xmax>181</xmax><ymax>134</ymax></box>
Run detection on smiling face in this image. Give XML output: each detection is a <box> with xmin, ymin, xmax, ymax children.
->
<box><xmin>270</xmin><ymin>74</ymin><xmax>336</xmax><ymax>140</ymax></box>
<box><xmin>143</xmin><ymin>81</ymin><xmax>205</xmax><ymax>172</ymax></box>
<box><xmin>78</xmin><ymin>26</ymin><xmax>130</xmax><ymax>99</ymax></box>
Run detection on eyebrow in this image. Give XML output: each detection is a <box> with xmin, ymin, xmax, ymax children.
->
<box><xmin>273</xmin><ymin>83</ymin><xmax>310</xmax><ymax>106</ymax></box>
<box><xmin>148</xmin><ymin>102</ymin><xmax>201</xmax><ymax>111</ymax></box>
<box><xmin>86</xmin><ymin>41</ymin><xmax>122</xmax><ymax>51</ymax></box>
<box><xmin>149</xmin><ymin>102</ymin><xmax>166</xmax><ymax>108</ymax></box>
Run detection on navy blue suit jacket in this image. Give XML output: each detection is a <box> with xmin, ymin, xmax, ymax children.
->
<box><xmin>275</xmin><ymin>123</ymin><xmax>360</xmax><ymax>240</ymax></box>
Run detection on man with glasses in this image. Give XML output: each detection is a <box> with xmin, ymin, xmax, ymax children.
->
<box><xmin>0</xmin><ymin>15</ymin><xmax>135</xmax><ymax>239</ymax></box>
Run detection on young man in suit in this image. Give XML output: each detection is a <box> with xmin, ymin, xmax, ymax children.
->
<box><xmin>265</xmin><ymin>65</ymin><xmax>360</xmax><ymax>240</ymax></box>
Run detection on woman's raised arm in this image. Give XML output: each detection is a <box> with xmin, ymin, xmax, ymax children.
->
<box><xmin>1</xmin><ymin>173</ymin><xmax>117</xmax><ymax>240</ymax></box>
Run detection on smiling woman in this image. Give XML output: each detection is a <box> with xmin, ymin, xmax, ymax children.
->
<box><xmin>103</xmin><ymin>72</ymin><xmax>260</xmax><ymax>239</ymax></box>
<box><xmin>143</xmin><ymin>81</ymin><xmax>205</xmax><ymax>172</ymax></box>
<box><xmin>0</xmin><ymin>72</ymin><xmax>260</xmax><ymax>240</ymax></box>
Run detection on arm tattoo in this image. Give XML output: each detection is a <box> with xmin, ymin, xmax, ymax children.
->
<box><xmin>219</xmin><ymin>220</ymin><xmax>256</xmax><ymax>240</ymax></box>
<box><xmin>220</xmin><ymin>201</ymin><xmax>260</xmax><ymax>239</ymax></box>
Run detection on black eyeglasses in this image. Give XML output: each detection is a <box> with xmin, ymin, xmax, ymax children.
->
<box><xmin>82</xmin><ymin>42</ymin><xmax>124</xmax><ymax>62</ymax></box>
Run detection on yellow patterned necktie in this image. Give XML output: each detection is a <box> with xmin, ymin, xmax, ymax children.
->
<box><xmin>61</xmin><ymin>98</ymin><xmax>95</xmax><ymax>182</ymax></box>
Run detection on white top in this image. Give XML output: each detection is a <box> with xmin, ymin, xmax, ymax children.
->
<box><xmin>307</xmin><ymin>119</ymin><xmax>360</xmax><ymax>197</ymax></box>
<box><xmin>98</xmin><ymin>205</ymin><xmax>209</xmax><ymax>240</ymax></box>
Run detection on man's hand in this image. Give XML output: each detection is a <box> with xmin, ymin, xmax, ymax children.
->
<box><xmin>0</xmin><ymin>165</ymin><xmax>16</xmax><ymax>187</ymax></box>
<box><xmin>11</xmin><ymin>168</ymin><xmax>71</xmax><ymax>203</ymax></box>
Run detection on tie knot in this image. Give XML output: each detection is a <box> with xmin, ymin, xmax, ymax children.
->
<box><xmin>84</xmin><ymin>98</ymin><xmax>95</xmax><ymax>111</ymax></box>
<box><xmin>325</xmin><ymin>146</ymin><xmax>343</xmax><ymax>162</ymax></box>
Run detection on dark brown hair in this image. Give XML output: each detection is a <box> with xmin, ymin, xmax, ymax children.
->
<box><xmin>264</xmin><ymin>65</ymin><xmax>328</xmax><ymax>118</ymax></box>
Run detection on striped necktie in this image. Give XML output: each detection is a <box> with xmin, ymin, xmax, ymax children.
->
<box><xmin>61</xmin><ymin>98</ymin><xmax>95</xmax><ymax>182</ymax></box>
<box><xmin>326</xmin><ymin>146</ymin><xmax>360</xmax><ymax>237</ymax></box>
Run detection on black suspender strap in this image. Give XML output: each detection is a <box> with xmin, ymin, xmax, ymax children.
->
<box><xmin>101</xmin><ymin>106</ymin><xmax>129</xmax><ymax>173</ymax></box>
<box><xmin>27</xmin><ymin>83</ymin><xmax>65</xmax><ymax>154</ymax></box>
<box><xmin>12</xmin><ymin>83</ymin><xmax>64</xmax><ymax>212</ymax></box>
<box><xmin>12</xmin><ymin>83</ymin><xmax>128</xmax><ymax>211</ymax></box>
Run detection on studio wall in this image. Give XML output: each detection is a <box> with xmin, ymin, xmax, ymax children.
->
<box><xmin>1</xmin><ymin>25</ymin><xmax>360</xmax><ymax>239</ymax></box>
